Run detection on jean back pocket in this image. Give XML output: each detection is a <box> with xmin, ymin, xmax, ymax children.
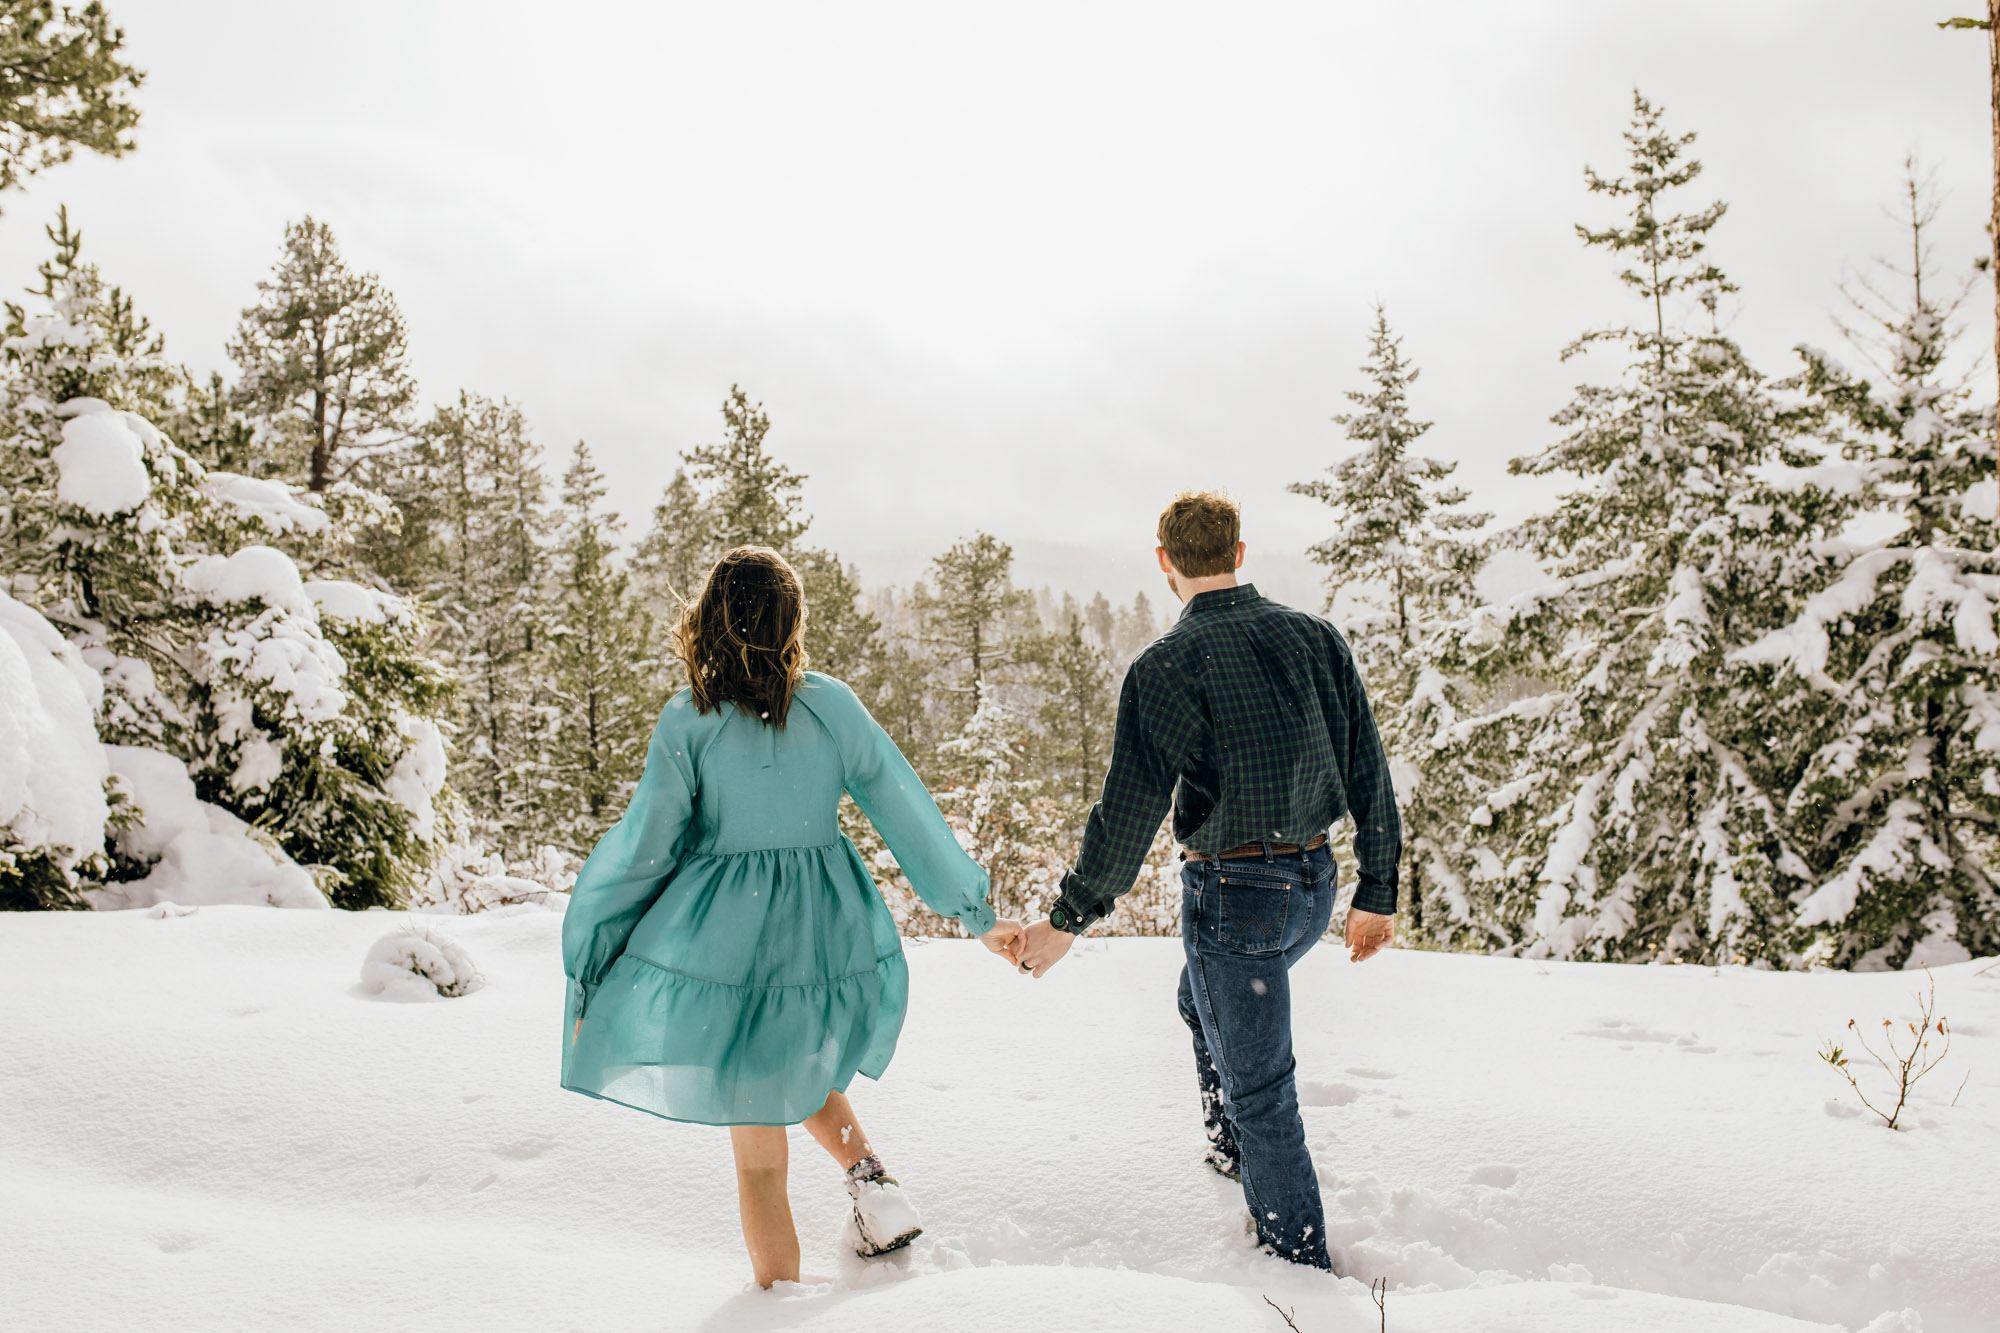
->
<box><xmin>1214</xmin><ymin>869</ymin><xmax>1296</xmax><ymax>955</ymax></box>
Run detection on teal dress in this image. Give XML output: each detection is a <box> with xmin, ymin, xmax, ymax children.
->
<box><xmin>560</xmin><ymin>672</ymin><xmax>995</xmax><ymax>1126</ymax></box>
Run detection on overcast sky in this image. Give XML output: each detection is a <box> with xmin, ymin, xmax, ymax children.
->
<box><xmin>2</xmin><ymin>1</ymin><xmax>1990</xmax><ymax>607</ymax></box>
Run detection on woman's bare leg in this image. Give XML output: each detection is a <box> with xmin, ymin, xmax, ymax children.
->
<box><xmin>729</xmin><ymin>1125</ymin><xmax>800</xmax><ymax>1288</ymax></box>
<box><xmin>802</xmin><ymin>1090</ymin><xmax>874</xmax><ymax>1170</ymax></box>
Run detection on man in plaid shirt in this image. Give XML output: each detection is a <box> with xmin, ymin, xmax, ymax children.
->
<box><xmin>1016</xmin><ymin>490</ymin><xmax>1401</xmax><ymax>1271</ymax></box>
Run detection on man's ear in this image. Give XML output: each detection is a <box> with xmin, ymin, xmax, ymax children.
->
<box><xmin>1234</xmin><ymin>541</ymin><xmax>1246</xmax><ymax>570</ymax></box>
<box><xmin>1156</xmin><ymin>546</ymin><xmax>1175</xmax><ymax>574</ymax></box>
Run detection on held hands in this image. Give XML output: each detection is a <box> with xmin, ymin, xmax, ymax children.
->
<box><xmin>1014</xmin><ymin>918</ymin><xmax>1075</xmax><ymax>978</ymax></box>
<box><xmin>979</xmin><ymin>918</ymin><xmax>1026</xmax><ymax>968</ymax></box>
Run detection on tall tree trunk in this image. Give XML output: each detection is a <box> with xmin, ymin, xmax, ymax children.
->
<box><xmin>1989</xmin><ymin>0</ymin><xmax>2000</xmax><ymax>411</ymax></box>
<box><xmin>310</xmin><ymin>330</ymin><xmax>330</xmax><ymax>493</ymax></box>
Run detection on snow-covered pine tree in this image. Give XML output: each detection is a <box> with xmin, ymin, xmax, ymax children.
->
<box><xmin>0</xmin><ymin>208</ymin><xmax>202</xmax><ymax>758</ymax></box>
<box><xmin>1023</xmin><ymin>612</ymin><xmax>1116</xmax><ymax>810</ymax></box>
<box><xmin>1405</xmin><ymin>92</ymin><xmax>1810</xmax><ymax>965</ymax></box>
<box><xmin>1289</xmin><ymin>302</ymin><xmax>1489</xmax><ymax>649</ymax></box>
<box><xmin>1731</xmin><ymin>168</ymin><xmax>2000</xmax><ymax>968</ymax></box>
<box><xmin>178</xmin><ymin>551</ymin><xmax>454</xmax><ymax>909</ymax></box>
<box><xmin>0</xmin><ymin>214</ymin><xmax>453</xmax><ymax>910</ymax></box>
<box><xmin>533</xmin><ymin>443</ymin><xmax>661</xmax><ymax>856</ymax></box>
<box><xmin>0</xmin><ymin>3</ymin><xmax>144</xmax><ymax>205</ymax></box>
<box><xmin>636</xmin><ymin>387</ymin><xmax>882</xmax><ymax>694</ymax></box>
<box><xmin>631</xmin><ymin>466</ymin><xmax>713</xmax><ymax>629</ymax></box>
<box><xmin>792</xmin><ymin>546</ymin><xmax>883</xmax><ymax>685</ymax></box>
<box><xmin>684</xmin><ymin>385</ymin><xmax>809</xmax><ymax>552</ymax></box>
<box><xmin>1110</xmin><ymin>591</ymin><xmax>1164</xmax><ymax>669</ymax></box>
<box><xmin>165</xmin><ymin>370</ymin><xmax>263</xmax><ymax>476</ymax></box>
<box><xmin>393</xmin><ymin>392</ymin><xmax>555</xmax><ymax>859</ymax></box>
<box><xmin>909</xmin><ymin>532</ymin><xmax>1034</xmax><ymax>732</ymax></box>
<box><xmin>1288</xmin><ymin>303</ymin><xmax>1490</xmax><ymax>925</ymax></box>
<box><xmin>228</xmin><ymin>217</ymin><xmax>417</xmax><ymax>494</ymax></box>
<box><xmin>918</xmin><ymin>683</ymin><xmax>1065</xmax><ymax>932</ymax></box>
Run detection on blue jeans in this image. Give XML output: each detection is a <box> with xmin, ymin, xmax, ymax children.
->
<box><xmin>1177</xmin><ymin>844</ymin><xmax>1336</xmax><ymax>1269</ymax></box>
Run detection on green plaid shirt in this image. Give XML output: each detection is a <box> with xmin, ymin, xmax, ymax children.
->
<box><xmin>1056</xmin><ymin>584</ymin><xmax>1402</xmax><ymax>924</ymax></box>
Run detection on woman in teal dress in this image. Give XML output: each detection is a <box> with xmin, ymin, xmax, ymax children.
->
<box><xmin>561</xmin><ymin>545</ymin><xmax>1023</xmax><ymax>1288</ymax></box>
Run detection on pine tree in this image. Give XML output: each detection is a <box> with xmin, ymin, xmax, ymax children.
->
<box><xmin>794</xmin><ymin>546</ymin><xmax>882</xmax><ymax>686</ymax></box>
<box><xmin>1084</xmin><ymin>591</ymin><xmax>1116</xmax><ymax>652</ymax></box>
<box><xmin>1024</xmin><ymin>613</ymin><xmax>1116</xmax><ymax>809</ymax></box>
<box><xmin>1732</xmin><ymin>168</ymin><xmax>2000</xmax><ymax>968</ymax></box>
<box><xmin>630</xmin><ymin>466</ymin><xmax>714</xmax><ymax>623</ymax></box>
<box><xmin>0</xmin><ymin>217</ymin><xmax>453</xmax><ymax>909</ymax></box>
<box><xmin>1405</xmin><ymin>92</ymin><xmax>1809</xmax><ymax>965</ymax></box>
<box><xmin>164</xmin><ymin>370</ymin><xmax>261</xmax><ymax>475</ymax></box>
<box><xmin>1110</xmin><ymin>590</ymin><xmax>1163</xmax><ymax>669</ymax></box>
<box><xmin>535</xmin><ymin>442</ymin><xmax>660</xmax><ymax>855</ymax></box>
<box><xmin>395</xmin><ymin>393</ymin><xmax>554</xmax><ymax>858</ymax></box>
<box><xmin>1289</xmin><ymin>303</ymin><xmax>1488</xmax><ymax>646</ymax></box>
<box><xmin>684</xmin><ymin>385</ymin><xmax>809</xmax><ymax>552</ymax></box>
<box><xmin>228</xmin><ymin>217</ymin><xmax>416</xmax><ymax>493</ymax></box>
<box><xmin>923</xmin><ymin>683</ymin><xmax>1065</xmax><ymax>930</ymax></box>
<box><xmin>0</xmin><ymin>2</ymin><xmax>144</xmax><ymax>204</ymax></box>
<box><xmin>909</xmin><ymin>532</ymin><xmax>1033</xmax><ymax>722</ymax></box>
<box><xmin>0</xmin><ymin>208</ymin><xmax>196</xmax><ymax>748</ymax></box>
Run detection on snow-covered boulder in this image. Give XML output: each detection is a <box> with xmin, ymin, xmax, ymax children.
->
<box><xmin>0</xmin><ymin>592</ymin><xmax>109</xmax><ymax>885</ymax></box>
<box><xmin>85</xmin><ymin>746</ymin><xmax>326</xmax><ymax>912</ymax></box>
<box><xmin>358</xmin><ymin>928</ymin><xmax>483</xmax><ymax>1001</ymax></box>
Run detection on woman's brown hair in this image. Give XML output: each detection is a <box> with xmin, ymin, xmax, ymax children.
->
<box><xmin>672</xmin><ymin>545</ymin><xmax>810</xmax><ymax>725</ymax></box>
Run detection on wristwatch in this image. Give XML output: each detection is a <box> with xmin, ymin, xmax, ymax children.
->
<box><xmin>1049</xmin><ymin>898</ymin><xmax>1098</xmax><ymax>935</ymax></box>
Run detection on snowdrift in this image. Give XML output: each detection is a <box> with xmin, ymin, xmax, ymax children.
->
<box><xmin>0</xmin><ymin>913</ymin><xmax>1989</xmax><ymax>1331</ymax></box>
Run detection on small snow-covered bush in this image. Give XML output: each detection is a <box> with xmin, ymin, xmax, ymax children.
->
<box><xmin>358</xmin><ymin>927</ymin><xmax>483</xmax><ymax>1001</ymax></box>
<box><xmin>412</xmin><ymin>839</ymin><xmax>567</xmax><ymax>914</ymax></box>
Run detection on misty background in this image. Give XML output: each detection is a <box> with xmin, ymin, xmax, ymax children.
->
<box><xmin>0</xmin><ymin>0</ymin><xmax>1988</xmax><ymax>608</ymax></box>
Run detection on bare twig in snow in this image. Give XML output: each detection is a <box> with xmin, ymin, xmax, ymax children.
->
<box><xmin>1372</xmin><ymin>1277</ymin><xmax>1389</xmax><ymax>1331</ymax></box>
<box><xmin>1818</xmin><ymin>963</ymin><xmax>1954</xmax><ymax>1129</ymax></box>
<box><xmin>1262</xmin><ymin>1295</ymin><xmax>1303</xmax><ymax>1330</ymax></box>
<box><xmin>1953</xmin><ymin>1071</ymin><xmax>1971</xmax><ymax>1107</ymax></box>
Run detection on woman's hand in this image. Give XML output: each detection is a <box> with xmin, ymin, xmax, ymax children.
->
<box><xmin>980</xmin><ymin>918</ymin><xmax>1025</xmax><ymax>966</ymax></box>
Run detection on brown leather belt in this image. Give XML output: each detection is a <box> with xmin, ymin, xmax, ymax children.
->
<box><xmin>1181</xmin><ymin>833</ymin><xmax>1328</xmax><ymax>863</ymax></box>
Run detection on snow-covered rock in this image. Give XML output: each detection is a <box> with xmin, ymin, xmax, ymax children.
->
<box><xmin>86</xmin><ymin>746</ymin><xmax>326</xmax><ymax>912</ymax></box>
<box><xmin>358</xmin><ymin>927</ymin><xmax>483</xmax><ymax>1001</ymax></box>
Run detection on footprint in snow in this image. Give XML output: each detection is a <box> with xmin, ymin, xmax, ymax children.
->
<box><xmin>1298</xmin><ymin>1081</ymin><xmax>1360</xmax><ymax>1107</ymax></box>
<box><xmin>1345</xmin><ymin>1066</ymin><xmax>1396</xmax><ymax>1080</ymax></box>
<box><xmin>1574</xmin><ymin>1019</ymin><xmax>1679</xmax><ymax>1043</ymax></box>
<box><xmin>493</xmin><ymin>1134</ymin><xmax>557</xmax><ymax>1160</ymax></box>
<box><xmin>469</xmin><ymin>1173</ymin><xmax>499</xmax><ymax>1192</ymax></box>
<box><xmin>1468</xmin><ymin>1164</ymin><xmax>1519</xmax><ymax>1188</ymax></box>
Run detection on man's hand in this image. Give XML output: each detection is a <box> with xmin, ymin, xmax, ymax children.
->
<box><xmin>980</xmin><ymin>918</ymin><xmax>1025</xmax><ymax>967</ymax></box>
<box><xmin>1346</xmin><ymin>908</ymin><xmax>1395</xmax><ymax>963</ymax></box>
<box><xmin>1015</xmin><ymin>918</ymin><xmax>1076</xmax><ymax>978</ymax></box>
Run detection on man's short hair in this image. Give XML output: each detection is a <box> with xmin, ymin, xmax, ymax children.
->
<box><xmin>1157</xmin><ymin>490</ymin><xmax>1241</xmax><ymax>578</ymax></box>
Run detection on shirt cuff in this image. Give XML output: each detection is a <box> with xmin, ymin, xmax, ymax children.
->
<box><xmin>1349</xmin><ymin>881</ymin><xmax>1398</xmax><ymax>916</ymax></box>
<box><xmin>958</xmin><ymin>901</ymin><xmax>997</xmax><ymax>937</ymax></box>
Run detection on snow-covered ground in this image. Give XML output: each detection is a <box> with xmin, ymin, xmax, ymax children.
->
<box><xmin>1</xmin><ymin>908</ymin><xmax>1993</xmax><ymax>1332</ymax></box>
